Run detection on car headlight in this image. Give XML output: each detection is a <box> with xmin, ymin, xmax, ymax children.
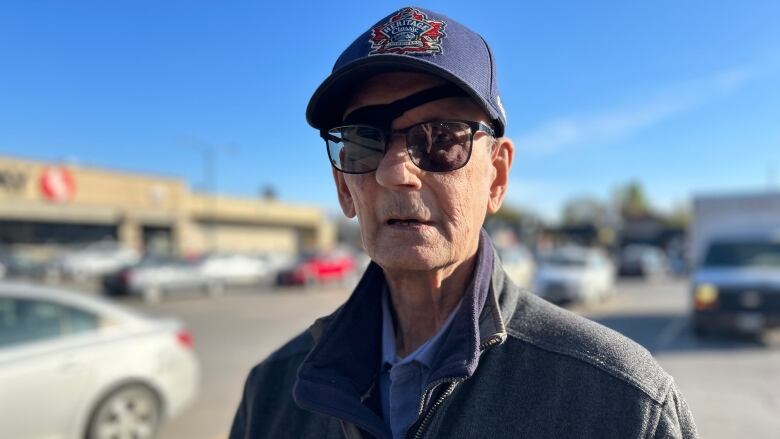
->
<box><xmin>693</xmin><ymin>283</ymin><xmax>718</xmax><ymax>310</ymax></box>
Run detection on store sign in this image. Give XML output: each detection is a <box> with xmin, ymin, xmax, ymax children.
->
<box><xmin>39</xmin><ymin>166</ymin><xmax>76</xmax><ymax>202</ymax></box>
<box><xmin>0</xmin><ymin>169</ymin><xmax>28</xmax><ymax>193</ymax></box>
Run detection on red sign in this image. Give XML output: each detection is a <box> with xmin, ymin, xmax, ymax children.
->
<box><xmin>39</xmin><ymin>167</ymin><xmax>76</xmax><ymax>202</ymax></box>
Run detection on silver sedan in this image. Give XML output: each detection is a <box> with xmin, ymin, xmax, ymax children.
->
<box><xmin>0</xmin><ymin>282</ymin><xmax>199</xmax><ymax>439</ymax></box>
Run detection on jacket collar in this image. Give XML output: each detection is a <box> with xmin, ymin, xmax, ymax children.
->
<box><xmin>293</xmin><ymin>229</ymin><xmax>508</xmax><ymax>439</ymax></box>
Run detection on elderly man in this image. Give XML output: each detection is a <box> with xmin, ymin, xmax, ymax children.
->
<box><xmin>230</xmin><ymin>7</ymin><xmax>697</xmax><ymax>439</ymax></box>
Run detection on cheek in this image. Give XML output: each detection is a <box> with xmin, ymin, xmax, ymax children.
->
<box><xmin>434</xmin><ymin>171</ymin><xmax>489</xmax><ymax>229</ymax></box>
<box><xmin>345</xmin><ymin>176</ymin><xmax>368</xmax><ymax>212</ymax></box>
<box><xmin>345</xmin><ymin>176</ymin><xmax>378</xmax><ymax>227</ymax></box>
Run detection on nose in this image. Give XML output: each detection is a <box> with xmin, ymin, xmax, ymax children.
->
<box><xmin>374</xmin><ymin>134</ymin><xmax>422</xmax><ymax>190</ymax></box>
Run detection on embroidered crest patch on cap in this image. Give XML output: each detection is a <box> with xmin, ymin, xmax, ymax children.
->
<box><xmin>368</xmin><ymin>7</ymin><xmax>446</xmax><ymax>56</ymax></box>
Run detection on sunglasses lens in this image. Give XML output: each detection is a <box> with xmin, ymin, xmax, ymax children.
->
<box><xmin>408</xmin><ymin>122</ymin><xmax>472</xmax><ymax>172</ymax></box>
<box><xmin>327</xmin><ymin>126</ymin><xmax>386</xmax><ymax>173</ymax></box>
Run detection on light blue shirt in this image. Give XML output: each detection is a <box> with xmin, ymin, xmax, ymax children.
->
<box><xmin>379</xmin><ymin>289</ymin><xmax>461</xmax><ymax>439</ymax></box>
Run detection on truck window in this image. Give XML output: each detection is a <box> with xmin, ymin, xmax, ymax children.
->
<box><xmin>703</xmin><ymin>241</ymin><xmax>780</xmax><ymax>268</ymax></box>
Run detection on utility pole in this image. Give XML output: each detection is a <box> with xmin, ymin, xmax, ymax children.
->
<box><xmin>181</xmin><ymin>140</ymin><xmax>238</xmax><ymax>253</ymax></box>
<box><xmin>205</xmin><ymin>146</ymin><xmax>218</xmax><ymax>253</ymax></box>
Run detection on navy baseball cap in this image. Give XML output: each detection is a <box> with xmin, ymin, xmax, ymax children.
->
<box><xmin>306</xmin><ymin>6</ymin><xmax>507</xmax><ymax>137</ymax></box>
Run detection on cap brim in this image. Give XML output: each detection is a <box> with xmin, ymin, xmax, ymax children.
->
<box><xmin>306</xmin><ymin>54</ymin><xmax>503</xmax><ymax>135</ymax></box>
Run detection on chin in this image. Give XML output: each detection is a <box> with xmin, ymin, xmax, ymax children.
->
<box><xmin>369</xmin><ymin>245</ymin><xmax>449</xmax><ymax>272</ymax></box>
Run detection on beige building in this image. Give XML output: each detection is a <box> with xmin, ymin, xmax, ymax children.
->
<box><xmin>0</xmin><ymin>155</ymin><xmax>335</xmax><ymax>256</ymax></box>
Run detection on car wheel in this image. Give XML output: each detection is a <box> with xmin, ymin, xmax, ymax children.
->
<box><xmin>86</xmin><ymin>384</ymin><xmax>161</xmax><ymax>439</ymax></box>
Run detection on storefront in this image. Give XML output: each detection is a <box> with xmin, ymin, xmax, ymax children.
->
<box><xmin>0</xmin><ymin>155</ymin><xmax>335</xmax><ymax>257</ymax></box>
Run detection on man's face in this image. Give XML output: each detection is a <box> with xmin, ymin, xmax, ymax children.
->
<box><xmin>333</xmin><ymin>72</ymin><xmax>512</xmax><ymax>273</ymax></box>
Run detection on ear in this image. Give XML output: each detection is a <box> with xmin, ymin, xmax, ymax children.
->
<box><xmin>333</xmin><ymin>168</ymin><xmax>357</xmax><ymax>218</ymax></box>
<box><xmin>486</xmin><ymin>137</ymin><xmax>514</xmax><ymax>214</ymax></box>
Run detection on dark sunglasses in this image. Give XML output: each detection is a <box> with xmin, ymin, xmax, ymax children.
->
<box><xmin>323</xmin><ymin>120</ymin><xmax>495</xmax><ymax>174</ymax></box>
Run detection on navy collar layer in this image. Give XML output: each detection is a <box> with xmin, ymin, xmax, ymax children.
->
<box><xmin>293</xmin><ymin>229</ymin><xmax>497</xmax><ymax>439</ymax></box>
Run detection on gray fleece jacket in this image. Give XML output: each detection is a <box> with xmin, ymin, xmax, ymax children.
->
<box><xmin>230</xmin><ymin>236</ymin><xmax>697</xmax><ymax>439</ymax></box>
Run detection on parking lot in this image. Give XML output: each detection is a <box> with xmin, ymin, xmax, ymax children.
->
<box><xmin>108</xmin><ymin>277</ymin><xmax>780</xmax><ymax>439</ymax></box>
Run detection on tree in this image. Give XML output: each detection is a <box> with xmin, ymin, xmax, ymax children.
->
<box><xmin>260</xmin><ymin>185</ymin><xmax>278</xmax><ymax>201</ymax></box>
<box><xmin>562</xmin><ymin>196</ymin><xmax>607</xmax><ymax>226</ymax></box>
<box><xmin>664</xmin><ymin>202</ymin><xmax>691</xmax><ymax>228</ymax></box>
<box><xmin>615</xmin><ymin>181</ymin><xmax>650</xmax><ymax>219</ymax></box>
<box><xmin>491</xmin><ymin>204</ymin><xmax>524</xmax><ymax>223</ymax></box>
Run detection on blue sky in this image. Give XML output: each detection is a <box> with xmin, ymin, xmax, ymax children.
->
<box><xmin>2</xmin><ymin>1</ymin><xmax>779</xmax><ymax>221</ymax></box>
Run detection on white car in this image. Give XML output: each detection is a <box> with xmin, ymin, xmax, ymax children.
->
<box><xmin>498</xmin><ymin>245</ymin><xmax>536</xmax><ymax>289</ymax></box>
<box><xmin>198</xmin><ymin>253</ymin><xmax>272</xmax><ymax>286</ymax></box>
<box><xmin>533</xmin><ymin>246</ymin><xmax>616</xmax><ymax>305</ymax></box>
<box><xmin>56</xmin><ymin>241</ymin><xmax>140</xmax><ymax>280</ymax></box>
<box><xmin>102</xmin><ymin>256</ymin><xmax>216</xmax><ymax>303</ymax></box>
<box><xmin>0</xmin><ymin>282</ymin><xmax>199</xmax><ymax>439</ymax></box>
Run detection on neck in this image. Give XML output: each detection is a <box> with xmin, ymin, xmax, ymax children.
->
<box><xmin>384</xmin><ymin>252</ymin><xmax>477</xmax><ymax>358</ymax></box>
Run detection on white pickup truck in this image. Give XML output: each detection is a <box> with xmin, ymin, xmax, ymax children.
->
<box><xmin>690</xmin><ymin>192</ymin><xmax>780</xmax><ymax>334</ymax></box>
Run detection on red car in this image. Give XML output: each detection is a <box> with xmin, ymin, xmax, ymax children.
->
<box><xmin>276</xmin><ymin>250</ymin><xmax>357</xmax><ymax>285</ymax></box>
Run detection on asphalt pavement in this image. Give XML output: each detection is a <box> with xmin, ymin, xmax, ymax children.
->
<box><xmin>123</xmin><ymin>278</ymin><xmax>780</xmax><ymax>439</ymax></box>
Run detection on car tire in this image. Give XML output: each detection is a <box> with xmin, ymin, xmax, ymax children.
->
<box><xmin>86</xmin><ymin>384</ymin><xmax>162</xmax><ymax>439</ymax></box>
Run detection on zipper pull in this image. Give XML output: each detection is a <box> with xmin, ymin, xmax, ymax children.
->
<box><xmin>408</xmin><ymin>380</ymin><xmax>461</xmax><ymax>439</ymax></box>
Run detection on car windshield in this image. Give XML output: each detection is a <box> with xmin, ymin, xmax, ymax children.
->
<box><xmin>703</xmin><ymin>241</ymin><xmax>780</xmax><ymax>268</ymax></box>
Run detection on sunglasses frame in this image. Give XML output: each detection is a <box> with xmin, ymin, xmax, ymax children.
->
<box><xmin>323</xmin><ymin>119</ymin><xmax>496</xmax><ymax>174</ymax></box>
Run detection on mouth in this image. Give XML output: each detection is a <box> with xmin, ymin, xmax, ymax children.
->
<box><xmin>386</xmin><ymin>218</ymin><xmax>431</xmax><ymax>228</ymax></box>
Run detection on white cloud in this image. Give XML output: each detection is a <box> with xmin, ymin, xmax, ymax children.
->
<box><xmin>516</xmin><ymin>67</ymin><xmax>756</xmax><ymax>156</ymax></box>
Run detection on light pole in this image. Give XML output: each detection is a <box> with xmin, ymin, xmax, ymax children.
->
<box><xmin>180</xmin><ymin>139</ymin><xmax>238</xmax><ymax>253</ymax></box>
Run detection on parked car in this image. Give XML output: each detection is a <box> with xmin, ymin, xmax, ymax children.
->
<box><xmin>56</xmin><ymin>241</ymin><xmax>140</xmax><ymax>280</ymax></box>
<box><xmin>259</xmin><ymin>251</ymin><xmax>297</xmax><ymax>273</ymax></box>
<box><xmin>0</xmin><ymin>282</ymin><xmax>199</xmax><ymax>439</ymax></box>
<box><xmin>276</xmin><ymin>249</ymin><xmax>357</xmax><ymax>286</ymax></box>
<box><xmin>498</xmin><ymin>245</ymin><xmax>535</xmax><ymax>289</ymax></box>
<box><xmin>0</xmin><ymin>249</ymin><xmax>13</xmax><ymax>279</ymax></box>
<box><xmin>533</xmin><ymin>246</ymin><xmax>616</xmax><ymax>305</ymax></box>
<box><xmin>102</xmin><ymin>255</ymin><xmax>216</xmax><ymax>303</ymax></box>
<box><xmin>198</xmin><ymin>253</ymin><xmax>272</xmax><ymax>286</ymax></box>
<box><xmin>618</xmin><ymin>245</ymin><xmax>667</xmax><ymax>278</ymax></box>
<box><xmin>0</xmin><ymin>247</ymin><xmax>45</xmax><ymax>279</ymax></box>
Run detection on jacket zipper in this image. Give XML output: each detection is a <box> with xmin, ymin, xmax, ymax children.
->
<box><xmin>411</xmin><ymin>380</ymin><xmax>461</xmax><ymax>439</ymax></box>
<box><xmin>407</xmin><ymin>334</ymin><xmax>505</xmax><ymax>439</ymax></box>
